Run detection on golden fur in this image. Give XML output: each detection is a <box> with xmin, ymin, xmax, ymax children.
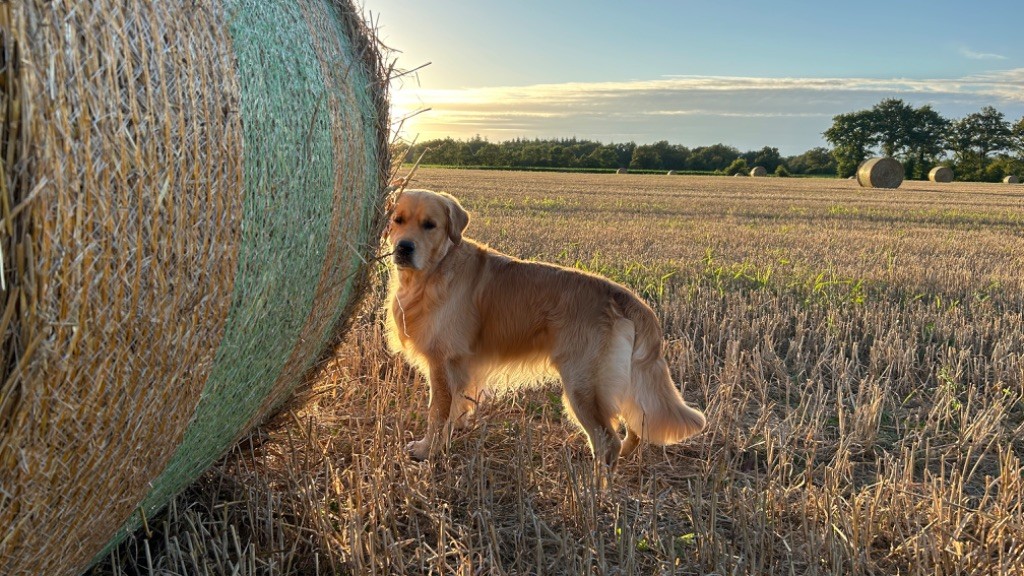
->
<box><xmin>385</xmin><ymin>189</ymin><xmax>706</xmax><ymax>466</ymax></box>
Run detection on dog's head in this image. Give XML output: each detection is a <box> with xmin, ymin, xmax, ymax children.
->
<box><xmin>387</xmin><ymin>189</ymin><xmax>470</xmax><ymax>272</ymax></box>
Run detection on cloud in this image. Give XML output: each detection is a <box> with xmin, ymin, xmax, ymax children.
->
<box><xmin>959</xmin><ymin>47</ymin><xmax>1008</xmax><ymax>61</ymax></box>
<box><xmin>391</xmin><ymin>70</ymin><xmax>1024</xmax><ymax>153</ymax></box>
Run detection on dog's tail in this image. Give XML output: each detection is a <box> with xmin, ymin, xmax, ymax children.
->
<box><xmin>612</xmin><ymin>291</ymin><xmax>706</xmax><ymax>445</ymax></box>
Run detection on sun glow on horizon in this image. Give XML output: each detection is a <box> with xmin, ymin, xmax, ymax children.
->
<box><xmin>389</xmin><ymin>70</ymin><xmax>1024</xmax><ymax>154</ymax></box>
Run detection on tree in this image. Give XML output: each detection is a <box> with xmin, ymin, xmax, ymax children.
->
<box><xmin>1012</xmin><ymin>117</ymin><xmax>1024</xmax><ymax>156</ymax></box>
<box><xmin>745</xmin><ymin>146</ymin><xmax>782</xmax><ymax>172</ymax></box>
<box><xmin>474</xmin><ymin>142</ymin><xmax>501</xmax><ymax>166</ymax></box>
<box><xmin>630</xmin><ymin>144</ymin><xmax>662</xmax><ymax>170</ymax></box>
<box><xmin>724</xmin><ymin>158</ymin><xmax>749</xmax><ymax>175</ymax></box>
<box><xmin>870</xmin><ymin>98</ymin><xmax>917</xmax><ymax>158</ymax></box>
<box><xmin>824</xmin><ymin>110</ymin><xmax>876</xmax><ymax>178</ymax></box>
<box><xmin>955</xmin><ymin>106</ymin><xmax>1013</xmax><ymax>159</ymax></box>
<box><xmin>948</xmin><ymin>106</ymin><xmax>1013</xmax><ymax>180</ymax></box>
<box><xmin>611</xmin><ymin>142</ymin><xmax>636</xmax><ymax>169</ymax></box>
<box><xmin>651</xmin><ymin>140</ymin><xmax>690</xmax><ymax>170</ymax></box>
<box><xmin>582</xmin><ymin>146</ymin><xmax>617</xmax><ymax>169</ymax></box>
<box><xmin>785</xmin><ymin>147</ymin><xmax>836</xmax><ymax>175</ymax></box>
<box><xmin>687</xmin><ymin>144</ymin><xmax>740</xmax><ymax>171</ymax></box>
<box><xmin>904</xmin><ymin>105</ymin><xmax>949</xmax><ymax>179</ymax></box>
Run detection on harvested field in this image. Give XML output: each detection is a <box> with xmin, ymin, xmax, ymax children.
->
<box><xmin>93</xmin><ymin>168</ymin><xmax>1024</xmax><ymax>576</ymax></box>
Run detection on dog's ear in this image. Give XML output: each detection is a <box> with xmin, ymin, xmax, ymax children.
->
<box><xmin>441</xmin><ymin>193</ymin><xmax>469</xmax><ymax>246</ymax></box>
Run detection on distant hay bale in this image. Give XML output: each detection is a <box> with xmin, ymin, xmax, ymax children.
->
<box><xmin>734</xmin><ymin>173</ymin><xmax>746</xmax><ymax>177</ymax></box>
<box><xmin>667</xmin><ymin>170</ymin><xmax>677</xmax><ymax>175</ymax></box>
<box><xmin>856</xmin><ymin>157</ymin><xmax>904</xmax><ymax>189</ymax></box>
<box><xmin>928</xmin><ymin>166</ymin><xmax>953</xmax><ymax>183</ymax></box>
<box><xmin>1004</xmin><ymin>175</ymin><xmax>1020</xmax><ymax>184</ymax></box>
<box><xmin>750</xmin><ymin>166</ymin><xmax>767</xmax><ymax>177</ymax></box>
<box><xmin>617</xmin><ymin>167</ymin><xmax>628</xmax><ymax>174</ymax></box>
<box><xmin>0</xmin><ymin>2</ymin><xmax>390</xmax><ymax>575</ymax></box>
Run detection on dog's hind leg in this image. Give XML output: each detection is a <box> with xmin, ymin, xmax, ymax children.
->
<box><xmin>558</xmin><ymin>362</ymin><xmax>622</xmax><ymax>469</ymax></box>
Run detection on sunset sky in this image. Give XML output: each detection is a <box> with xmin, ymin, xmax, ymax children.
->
<box><xmin>364</xmin><ymin>0</ymin><xmax>1024</xmax><ymax>154</ymax></box>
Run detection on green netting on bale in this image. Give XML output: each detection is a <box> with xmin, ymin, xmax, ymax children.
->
<box><xmin>102</xmin><ymin>0</ymin><xmax>385</xmax><ymax>560</ymax></box>
<box><xmin>137</xmin><ymin>0</ymin><xmax>336</xmax><ymax>506</ymax></box>
<box><xmin>0</xmin><ymin>0</ymin><xmax>389</xmax><ymax>574</ymax></box>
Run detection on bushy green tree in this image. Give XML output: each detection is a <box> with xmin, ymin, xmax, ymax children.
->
<box><xmin>984</xmin><ymin>155</ymin><xmax>1024</xmax><ymax>182</ymax></box>
<box><xmin>948</xmin><ymin>107</ymin><xmax>1013</xmax><ymax>180</ymax></box>
<box><xmin>582</xmin><ymin>147</ymin><xmax>617</xmax><ymax>169</ymax></box>
<box><xmin>688</xmin><ymin>143</ymin><xmax>740</xmax><ymax>171</ymax></box>
<box><xmin>785</xmin><ymin>147</ymin><xmax>836</xmax><ymax>175</ymax></box>
<box><xmin>824</xmin><ymin>110</ymin><xmax>876</xmax><ymax>178</ymax></box>
<box><xmin>1012</xmin><ymin>117</ymin><xmax>1024</xmax><ymax>156</ymax></box>
<box><xmin>652</xmin><ymin>140</ymin><xmax>690</xmax><ymax>170</ymax></box>
<box><xmin>899</xmin><ymin>105</ymin><xmax>949</xmax><ymax>179</ymax></box>
<box><xmin>724</xmin><ymin>157</ymin><xmax>749</xmax><ymax>175</ymax></box>
<box><xmin>744</xmin><ymin>146</ymin><xmax>782</xmax><ymax>172</ymax></box>
<box><xmin>630</xmin><ymin>144</ymin><xmax>663</xmax><ymax>170</ymax></box>
<box><xmin>870</xmin><ymin>98</ymin><xmax>917</xmax><ymax>158</ymax></box>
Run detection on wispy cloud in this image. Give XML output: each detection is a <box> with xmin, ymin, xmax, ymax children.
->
<box><xmin>959</xmin><ymin>47</ymin><xmax>1008</xmax><ymax>61</ymax></box>
<box><xmin>392</xmin><ymin>70</ymin><xmax>1024</xmax><ymax>152</ymax></box>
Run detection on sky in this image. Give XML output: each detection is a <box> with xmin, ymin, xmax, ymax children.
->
<box><xmin>363</xmin><ymin>0</ymin><xmax>1024</xmax><ymax>155</ymax></box>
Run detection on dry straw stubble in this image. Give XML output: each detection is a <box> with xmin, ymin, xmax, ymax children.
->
<box><xmin>95</xmin><ymin>168</ymin><xmax>1024</xmax><ymax>576</ymax></box>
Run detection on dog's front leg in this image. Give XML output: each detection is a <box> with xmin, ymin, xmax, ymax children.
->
<box><xmin>407</xmin><ymin>360</ymin><xmax>455</xmax><ymax>460</ymax></box>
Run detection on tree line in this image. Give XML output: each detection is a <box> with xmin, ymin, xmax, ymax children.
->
<box><xmin>403</xmin><ymin>100</ymin><xmax>1024</xmax><ymax>181</ymax></box>
<box><xmin>825</xmin><ymin>99</ymin><xmax>1024</xmax><ymax>181</ymax></box>
<box><xmin>404</xmin><ymin>137</ymin><xmax>835</xmax><ymax>176</ymax></box>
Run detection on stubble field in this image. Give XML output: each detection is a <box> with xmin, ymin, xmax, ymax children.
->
<box><xmin>94</xmin><ymin>167</ymin><xmax>1024</xmax><ymax>575</ymax></box>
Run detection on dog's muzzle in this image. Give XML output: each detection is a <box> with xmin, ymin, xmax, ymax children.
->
<box><xmin>393</xmin><ymin>239</ymin><xmax>416</xmax><ymax>268</ymax></box>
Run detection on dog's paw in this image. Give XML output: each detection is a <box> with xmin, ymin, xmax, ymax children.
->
<box><xmin>405</xmin><ymin>439</ymin><xmax>431</xmax><ymax>461</ymax></box>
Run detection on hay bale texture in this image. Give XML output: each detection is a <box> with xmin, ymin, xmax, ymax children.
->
<box><xmin>929</xmin><ymin>166</ymin><xmax>954</xmax><ymax>183</ymax></box>
<box><xmin>857</xmin><ymin>157</ymin><xmax>904</xmax><ymax>189</ymax></box>
<box><xmin>0</xmin><ymin>1</ymin><xmax>390</xmax><ymax>574</ymax></box>
<box><xmin>750</xmin><ymin>166</ymin><xmax>767</xmax><ymax>177</ymax></box>
<box><xmin>1005</xmin><ymin>175</ymin><xmax>1020</xmax><ymax>184</ymax></box>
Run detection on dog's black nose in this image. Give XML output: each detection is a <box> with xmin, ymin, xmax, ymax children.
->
<box><xmin>394</xmin><ymin>239</ymin><xmax>416</xmax><ymax>267</ymax></box>
<box><xmin>396</xmin><ymin>240</ymin><xmax>415</xmax><ymax>255</ymax></box>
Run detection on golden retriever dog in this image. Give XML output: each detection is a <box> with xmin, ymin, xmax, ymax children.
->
<box><xmin>385</xmin><ymin>188</ymin><xmax>706</xmax><ymax>467</ymax></box>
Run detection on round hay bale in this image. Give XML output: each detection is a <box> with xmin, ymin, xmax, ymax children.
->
<box><xmin>667</xmin><ymin>170</ymin><xmax>677</xmax><ymax>176</ymax></box>
<box><xmin>0</xmin><ymin>2</ymin><xmax>390</xmax><ymax>575</ymax></box>
<box><xmin>1004</xmin><ymin>175</ymin><xmax>1020</xmax><ymax>184</ymax></box>
<box><xmin>856</xmin><ymin>157</ymin><xmax>904</xmax><ymax>189</ymax></box>
<box><xmin>733</xmin><ymin>172</ymin><xmax>746</xmax><ymax>177</ymax></box>
<box><xmin>750</xmin><ymin>166</ymin><xmax>768</xmax><ymax>177</ymax></box>
<box><xmin>617</xmin><ymin>167</ymin><xmax>628</xmax><ymax>174</ymax></box>
<box><xmin>928</xmin><ymin>166</ymin><xmax>953</xmax><ymax>183</ymax></box>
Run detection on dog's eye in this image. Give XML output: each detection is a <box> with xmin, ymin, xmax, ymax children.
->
<box><xmin>423</xmin><ymin>220</ymin><xmax>437</xmax><ymax>230</ymax></box>
<box><xmin>393</xmin><ymin>215</ymin><xmax>405</xmax><ymax>225</ymax></box>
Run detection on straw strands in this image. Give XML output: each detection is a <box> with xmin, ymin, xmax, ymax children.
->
<box><xmin>856</xmin><ymin>157</ymin><xmax>904</xmax><ymax>189</ymax></box>
<box><xmin>0</xmin><ymin>1</ymin><xmax>390</xmax><ymax>575</ymax></box>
